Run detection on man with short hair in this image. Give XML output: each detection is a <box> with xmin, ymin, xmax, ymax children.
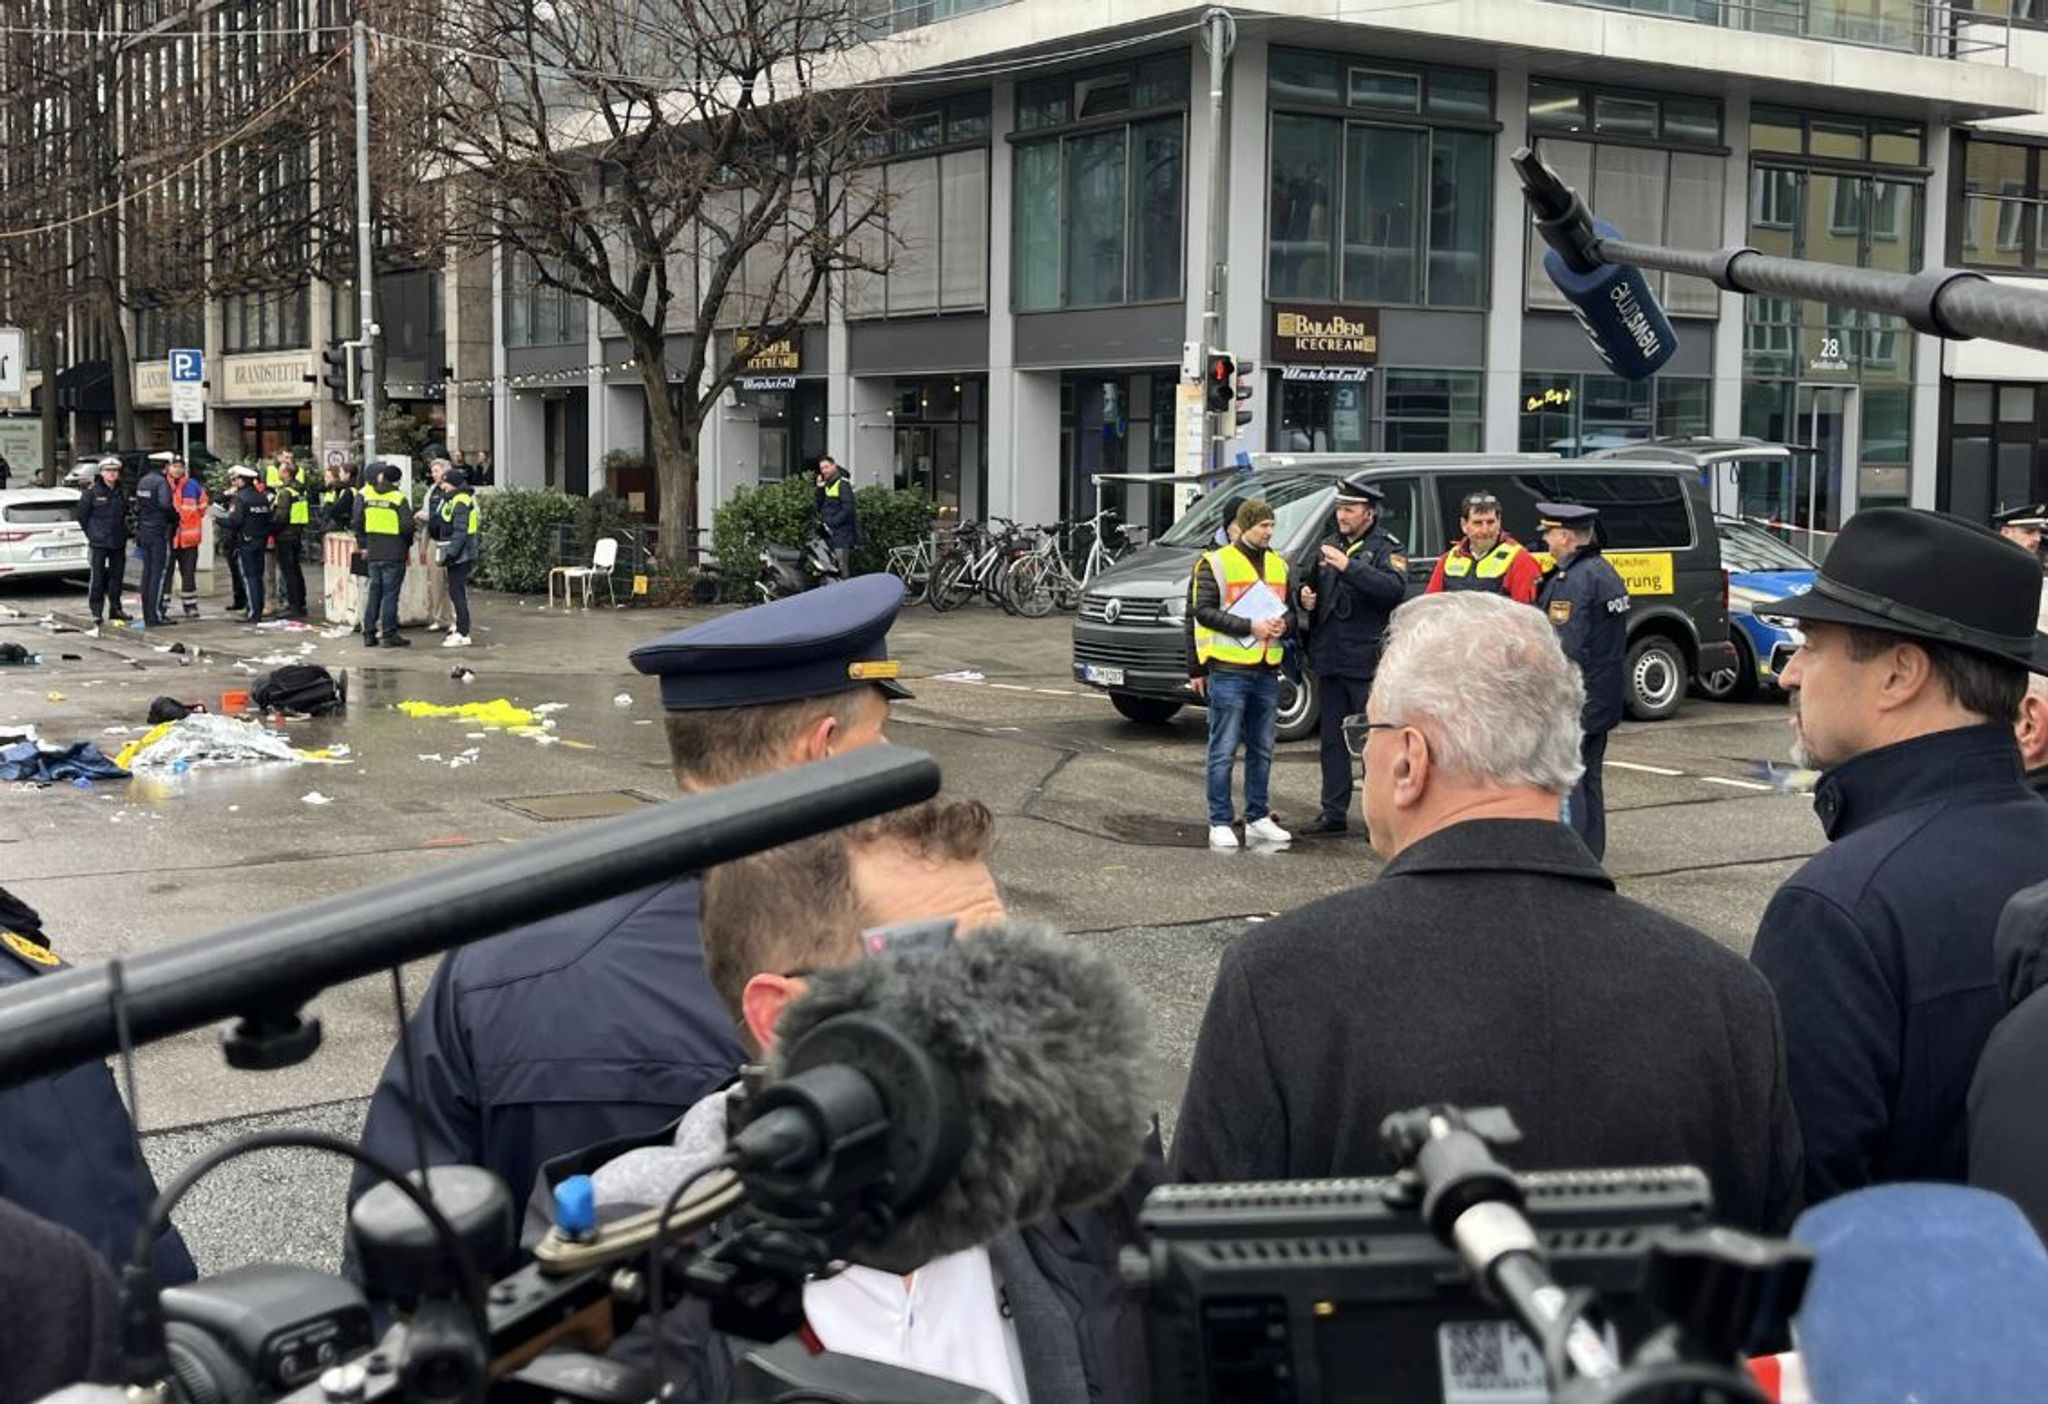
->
<box><xmin>1173</xmin><ymin>590</ymin><xmax>1802</xmax><ymax>1234</ymax></box>
<box><xmin>1535</xmin><ymin>502</ymin><xmax>1631</xmax><ymax>858</ymax></box>
<box><xmin>1424</xmin><ymin>490</ymin><xmax>1543</xmax><ymax>603</ymax></box>
<box><xmin>2016</xmin><ymin>674</ymin><xmax>2048</xmax><ymax>799</ymax></box>
<box><xmin>587</xmin><ymin>798</ymin><xmax>1150</xmax><ymax>1403</ymax></box>
<box><xmin>270</xmin><ymin>459</ymin><xmax>310</xmax><ymax>621</ymax></box>
<box><xmin>165</xmin><ymin>457</ymin><xmax>208</xmax><ymax>620</ymax></box>
<box><xmin>75</xmin><ymin>457</ymin><xmax>130</xmax><ymax>632</ymax></box>
<box><xmin>1194</xmin><ymin>498</ymin><xmax>1293</xmax><ymax>849</ymax></box>
<box><xmin>815</xmin><ymin>454</ymin><xmax>859</xmax><ymax>580</ymax></box>
<box><xmin>224</xmin><ymin>464</ymin><xmax>273</xmax><ymax>624</ymax></box>
<box><xmin>353</xmin><ymin>462</ymin><xmax>411</xmax><ymax>647</ymax></box>
<box><xmin>131</xmin><ymin>454</ymin><xmax>175</xmax><ymax>629</ymax></box>
<box><xmin>352</xmin><ymin>576</ymin><xmax>914</xmax><ymax>1228</ymax></box>
<box><xmin>417</xmin><ymin>458</ymin><xmax>456</xmax><ymax>633</ymax></box>
<box><xmin>1751</xmin><ymin>507</ymin><xmax>2048</xmax><ymax>1204</ymax></box>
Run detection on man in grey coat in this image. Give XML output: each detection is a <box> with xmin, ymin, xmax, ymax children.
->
<box><xmin>1173</xmin><ymin>591</ymin><xmax>1803</xmax><ymax>1235</ymax></box>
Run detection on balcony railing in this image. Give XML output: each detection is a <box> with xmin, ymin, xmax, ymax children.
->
<box><xmin>1548</xmin><ymin>0</ymin><xmax>2014</xmax><ymax>60</ymax></box>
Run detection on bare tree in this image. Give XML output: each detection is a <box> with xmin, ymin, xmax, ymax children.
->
<box><xmin>400</xmin><ymin>0</ymin><xmax>891</xmax><ymax>558</ymax></box>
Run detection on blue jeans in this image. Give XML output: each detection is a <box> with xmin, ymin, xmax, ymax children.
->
<box><xmin>1206</xmin><ymin>668</ymin><xmax>1279</xmax><ymax>826</ymax></box>
<box><xmin>363</xmin><ymin>559</ymin><xmax>406</xmax><ymax>639</ymax></box>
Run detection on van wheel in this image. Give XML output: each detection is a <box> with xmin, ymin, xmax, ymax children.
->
<box><xmin>1275</xmin><ymin>670</ymin><xmax>1318</xmax><ymax>743</ymax></box>
<box><xmin>1627</xmin><ymin>635</ymin><xmax>1688</xmax><ymax>721</ymax></box>
<box><xmin>1111</xmin><ymin>694</ymin><xmax>1183</xmax><ymax>725</ymax></box>
<box><xmin>1695</xmin><ymin>633</ymin><xmax>1758</xmax><ymax>704</ymax></box>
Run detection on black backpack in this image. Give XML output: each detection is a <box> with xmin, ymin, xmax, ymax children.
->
<box><xmin>250</xmin><ymin>664</ymin><xmax>345</xmax><ymax>716</ymax></box>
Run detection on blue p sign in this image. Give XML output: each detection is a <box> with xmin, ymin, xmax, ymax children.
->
<box><xmin>169</xmin><ymin>349</ymin><xmax>203</xmax><ymax>383</ymax></box>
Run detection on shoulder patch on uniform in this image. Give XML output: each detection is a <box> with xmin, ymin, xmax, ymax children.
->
<box><xmin>1389</xmin><ymin>553</ymin><xmax>1409</xmax><ymax>573</ymax></box>
<box><xmin>1606</xmin><ymin>596</ymin><xmax>1632</xmax><ymax>614</ymax></box>
<box><xmin>1</xmin><ymin>929</ymin><xmax>62</xmax><ymax>973</ymax></box>
<box><xmin>1547</xmin><ymin>600</ymin><xmax>1573</xmax><ymax>625</ymax></box>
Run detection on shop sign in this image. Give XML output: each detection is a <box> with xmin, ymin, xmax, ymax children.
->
<box><xmin>1269</xmin><ymin>304</ymin><xmax>1379</xmax><ymax>366</ymax></box>
<box><xmin>222</xmin><ymin>351</ymin><xmax>315</xmax><ymax>405</ymax></box>
<box><xmin>740</xmin><ymin>375</ymin><xmax>798</xmax><ymax>391</ymax></box>
<box><xmin>1523</xmin><ymin>385</ymin><xmax>1574</xmax><ymax>413</ymax></box>
<box><xmin>1280</xmin><ymin>365</ymin><xmax>1371</xmax><ymax>383</ymax></box>
<box><xmin>135</xmin><ymin>359</ymin><xmax>171</xmax><ymax>408</ymax></box>
<box><xmin>736</xmin><ymin>333</ymin><xmax>801</xmax><ymax>373</ymax></box>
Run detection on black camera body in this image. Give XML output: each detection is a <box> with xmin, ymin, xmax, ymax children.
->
<box><xmin>161</xmin><ymin>1265</ymin><xmax>375</xmax><ymax>1401</ymax></box>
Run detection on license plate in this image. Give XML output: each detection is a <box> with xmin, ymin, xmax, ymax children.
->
<box><xmin>1078</xmin><ymin>664</ymin><xmax>1124</xmax><ymax>687</ymax></box>
<box><xmin>1437</xmin><ymin>1320</ymin><xmax>1548</xmax><ymax>1403</ymax></box>
<box><xmin>34</xmin><ymin>544</ymin><xmax>84</xmax><ymax>561</ymax></box>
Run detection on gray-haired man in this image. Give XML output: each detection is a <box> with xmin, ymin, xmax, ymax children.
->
<box><xmin>1172</xmin><ymin>591</ymin><xmax>1803</xmax><ymax>1235</ymax></box>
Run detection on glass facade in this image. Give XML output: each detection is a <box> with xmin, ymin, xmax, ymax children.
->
<box><xmin>1518</xmin><ymin>374</ymin><xmax>1711</xmax><ymax>454</ymax></box>
<box><xmin>846</xmin><ymin>95</ymin><xmax>991</xmax><ymax>318</ymax></box>
<box><xmin>504</xmin><ymin>253</ymin><xmax>588</xmax><ymax>348</ymax></box>
<box><xmin>892</xmin><ymin>376</ymin><xmax>985</xmax><ymax>516</ymax></box>
<box><xmin>1955</xmin><ymin>137</ymin><xmax>2048</xmax><ymax>273</ymax></box>
<box><xmin>222</xmin><ymin>287</ymin><xmax>309</xmax><ymax>353</ymax></box>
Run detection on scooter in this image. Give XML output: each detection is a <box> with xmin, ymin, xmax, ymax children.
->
<box><xmin>757</xmin><ymin>523</ymin><xmax>843</xmax><ymax>602</ymax></box>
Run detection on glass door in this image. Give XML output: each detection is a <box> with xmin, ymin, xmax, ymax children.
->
<box><xmin>1796</xmin><ymin>383</ymin><xmax>1858</xmax><ymax>557</ymax></box>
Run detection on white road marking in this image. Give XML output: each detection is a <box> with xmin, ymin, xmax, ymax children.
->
<box><xmin>1700</xmin><ymin>776</ymin><xmax>1775</xmax><ymax>792</ymax></box>
<box><xmin>1605</xmin><ymin>760</ymin><xmax>1685</xmax><ymax>776</ymax></box>
<box><xmin>1034</xmin><ymin>688</ymin><xmax>1075</xmax><ymax>695</ymax></box>
<box><xmin>987</xmin><ymin>683</ymin><xmax>1033</xmax><ymax>692</ymax></box>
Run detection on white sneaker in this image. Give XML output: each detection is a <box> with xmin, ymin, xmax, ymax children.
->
<box><xmin>1208</xmin><ymin>824</ymin><xmax>1240</xmax><ymax>849</ymax></box>
<box><xmin>443</xmin><ymin>632</ymin><xmax>472</xmax><ymax>648</ymax></box>
<box><xmin>1245</xmin><ymin>816</ymin><xmax>1293</xmax><ymax>845</ymax></box>
<box><xmin>427</xmin><ymin>622</ymin><xmax>448</xmax><ymax>632</ymax></box>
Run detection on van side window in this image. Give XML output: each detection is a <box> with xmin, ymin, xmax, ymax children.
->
<box><xmin>1431</xmin><ymin>472</ymin><xmax>1693</xmax><ymax>550</ymax></box>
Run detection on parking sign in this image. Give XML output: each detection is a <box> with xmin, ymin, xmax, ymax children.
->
<box><xmin>169</xmin><ymin>348</ymin><xmax>205</xmax><ymax>424</ymax></box>
<box><xmin>169</xmin><ymin>348</ymin><xmax>203</xmax><ymax>383</ymax></box>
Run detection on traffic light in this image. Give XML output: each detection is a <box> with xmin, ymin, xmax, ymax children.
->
<box><xmin>1205</xmin><ymin>352</ymin><xmax>1236</xmax><ymax>414</ymax></box>
<box><xmin>1233</xmin><ymin>357</ymin><xmax>1256</xmax><ymax>430</ymax></box>
<box><xmin>321</xmin><ymin>341</ymin><xmax>355</xmax><ymax>403</ymax></box>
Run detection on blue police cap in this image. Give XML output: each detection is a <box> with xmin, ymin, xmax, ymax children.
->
<box><xmin>629</xmin><ymin>573</ymin><xmax>914</xmax><ymax>711</ymax></box>
<box><xmin>1535</xmin><ymin>501</ymin><xmax>1599</xmax><ymax>530</ymax></box>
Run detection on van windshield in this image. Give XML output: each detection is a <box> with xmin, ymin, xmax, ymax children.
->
<box><xmin>1156</xmin><ymin>473</ymin><xmax>1333</xmax><ymax>549</ymax></box>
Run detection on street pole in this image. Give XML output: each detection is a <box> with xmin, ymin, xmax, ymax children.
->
<box><xmin>352</xmin><ymin>19</ymin><xmax>379</xmax><ymax>466</ymax></box>
<box><xmin>1200</xmin><ymin>9</ymin><xmax>1235</xmax><ymax>471</ymax></box>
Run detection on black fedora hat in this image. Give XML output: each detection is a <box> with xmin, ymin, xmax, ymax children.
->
<box><xmin>1763</xmin><ymin>507</ymin><xmax>2048</xmax><ymax>674</ymax></box>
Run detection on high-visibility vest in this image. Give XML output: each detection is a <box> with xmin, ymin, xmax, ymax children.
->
<box><xmin>1440</xmin><ymin>538</ymin><xmax>1530</xmax><ymax>594</ymax></box>
<box><xmin>265</xmin><ymin>464</ymin><xmax>283</xmax><ymax>489</ymax></box>
<box><xmin>171</xmin><ymin>480</ymin><xmax>208</xmax><ymax>549</ymax></box>
<box><xmin>282</xmin><ymin>487</ymin><xmax>309</xmax><ymax>527</ymax></box>
<box><xmin>1193</xmin><ymin>545</ymin><xmax>1289</xmax><ymax>667</ymax></box>
<box><xmin>361</xmin><ymin>485</ymin><xmax>407</xmax><ymax>536</ymax></box>
<box><xmin>439</xmin><ymin>490</ymin><xmax>478</xmax><ymax>535</ymax></box>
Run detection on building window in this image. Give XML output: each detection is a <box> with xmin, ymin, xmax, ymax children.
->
<box><xmin>222</xmin><ymin>287</ymin><xmax>309</xmax><ymax>353</ymax></box>
<box><xmin>503</xmin><ymin>252</ymin><xmax>587</xmax><ymax>348</ymax></box>
<box><xmin>1517</xmin><ymin>373</ymin><xmax>1710</xmax><ymax>454</ymax></box>
<box><xmin>1955</xmin><ymin>138</ymin><xmax>2048</xmax><ymax>273</ymax></box>
<box><xmin>846</xmin><ymin>94</ymin><xmax>991</xmax><ymax>318</ymax></box>
<box><xmin>134</xmin><ymin>305</ymin><xmax>203</xmax><ymax>360</ymax></box>
<box><xmin>1268</xmin><ymin>52</ymin><xmax>1493</xmax><ymax>309</ymax></box>
<box><xmin>1012</xmin><ymin>60</ymin><xmax>1186</xmax><ymax>311</ymax></box>
<box><xmin>1383</xmin><ymin>369</ymin><xmax>1482</xmax><ymax>451</ymax></box>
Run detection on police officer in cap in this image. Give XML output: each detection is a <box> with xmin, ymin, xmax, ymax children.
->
<box><xmin>352</xmin><ymin>575</ymin><xmax>915</xmax><ymax>1247</ymax></box>
<box><xmin>1535</xmin><ymin>502</ymin><xmax>1630</xmax><ymax>859</ymax></box>
<box><xmin>1994</xmin><ymin>503</ymin><xmax>2048</xmax><ymax>631</ymax></box>
<box><xmin>1294</xmin><ymin>473</ymin><xmax>1407</xmax><ymax>835</ymax></box>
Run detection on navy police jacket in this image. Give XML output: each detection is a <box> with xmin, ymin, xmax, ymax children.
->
<box><xmin>1299</xmin><ymin>525</ymin><xmax>1406</xmax><ymax>678</ymax></box>
<box><xmin>1752</xmin><ymin>725</ymin><xmax>2048</xmax><ymax>1205</ymax></box>
<box><xmin>814</xmin><ymin>473</ymin><xmax>860</xmax><ymax>549</ymax></box>
<box><xmin>351</xmin><ymin>876</ymin><xmax>748</xmax><ymax>1234</ymax></box>
<box><xmin>0</xmin><ymin>894</ymin><xmax>196</xmax><ymax>1283</ymax></box>
<box><xmin>1537</xmin><ymin>548</ymin><xmax>1630</xmax><ymax>736</ymax></box>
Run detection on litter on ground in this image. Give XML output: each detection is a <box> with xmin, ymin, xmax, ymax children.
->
<box><xmin>0</xmin><ymin>739</ymin><xmax>128</xmax><ymax>784</ymax></box>
<box><xmin>302</xmin><ymin>791</ymin><xmax>333</xmax><ymax>805</ymax></box>
<box><xmin>397</xmin><ymin>698</ymin><xmax>537</xmax><ymax>728</ymax></box>
<box><xmin>613</xmin><ymin>693</ymin><xmax>632</xmax><ymax>707</ymax></box>
<box><xmin>114</xmin><ymin>713</ymin><xmax>351</xmax><ymax>771</ymax></box>
<box><xmin>532</xmin><ymin>703</ymin><xmax>568</xmax><ymax>716</ymax></box>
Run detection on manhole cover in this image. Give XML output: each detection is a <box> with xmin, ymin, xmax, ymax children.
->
<box><xmin>1098</xmin><ymin>813</ymin><xmax>1216</xmax><ymax>849</ymax></box>
<box><xmin>495</xmin><ymin>789</ymin><xmax>663</xmax><ymax>822</ymax></box>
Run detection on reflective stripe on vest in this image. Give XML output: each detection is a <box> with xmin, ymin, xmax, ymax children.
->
<box><xmin>1192</xmin><ymin>546</ymin><xmax>1289</xmax><ymax>667</ymax></box>
<box><xmin>440</xmin><ymin>490</ymin><xmax>478</xmax><ymax>535</ymax></box>
<box><xmin>1441</xmin><ymin>540</ymin><xmax>1526</xmax><ymax>594</ymax></box>
<box><xmin>287</xmin><ymin>494</ymin><xmax>310</xmax><ymax>526</ymax></box>
<box><xmin>265</xmin><ymin>465</ymin><xmax>282</xmax><ymax>489</ymax></box>
<box><xmin>362</xmin><ymin>486</ymin><xmax>407</xmax><ymax>537</ymax></box>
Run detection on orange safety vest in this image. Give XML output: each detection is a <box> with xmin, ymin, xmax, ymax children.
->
<box><xmin>171</xmin><ymin>479</ymin><xmax>210</xmax><ymax>549</ymax></box>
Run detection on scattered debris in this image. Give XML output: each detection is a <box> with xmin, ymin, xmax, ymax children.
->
<box><xmin>256</xmin><ymin>620</ymin><xmax>316</xmax><ymax>632</ymax></box>
<box><xmin>450</xmin><ymin>667</ymin><xmax>475</xmax><ymax>683</ymax></box>
<box><xmin>301</xmin><ymin>791</ymin><xmax>333</xmax><ymax>805</ymax></box>
<box><xmin>613</xmin><ymin>693</ymin><xmax>632</xmax><ymax>707</ymax></box>
<box><xmin>398</xmin><ymin>697</ymin><xmax>538</xmax><ymax>728</ymax></box>
<box><xmin>320</xmin><ymin>626</ymin><xmax>354</xmax><ymax>640</ymax></box>
<box><xmin>532</xmin><ymin>703</ymin><xmax>569</xmax><ymax>716</ymax></box>
<box><xmin>114</xmin><ymin>713</ymin><xmax>348</xmax><ymax>772</ymax></box>
<box><xmin>0</xmin><ymin>738</ymin><xmax>129</xmax><ymax>784</ymax></box>
<box><xmin>45</xmin><ymin>691</ymin><xmax>65</xmax><ymax>702</ymax></box>
<box><xmin>632</xmin><ymin>719</ymin><xmax>653</xmax><ymax>726</ymax></box>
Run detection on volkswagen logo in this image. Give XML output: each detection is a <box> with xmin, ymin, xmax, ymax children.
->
<box><xmin>1103</xmin><ymin>598</ymin><xmax>1124</xmax><ymax>624</ymax></box>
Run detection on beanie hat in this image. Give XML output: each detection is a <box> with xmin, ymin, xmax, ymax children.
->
<box><xmin>1234</xmin><ymin>498</ymin><xmax>1276</xmax><ymax>532</ymax></box>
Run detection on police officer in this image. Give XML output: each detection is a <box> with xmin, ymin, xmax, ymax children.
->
<box><xmin>224</xmin><ymin>464</ymin><xmax>274</xmax><ymax>624</ymax></box>
<box><xmin>350</xmin><ymin>574</ymin><xmax>914</xmax><ymax>1240</ymax></box>
<box><xmin>75</xmin><ymin>456</ymin><xmax>131</xmax><ymax>632</ymax></box>
<box><xmin>1294</xmin><ymin>474</ymin><xmax>1408</xmax><ymax>836</ymax></box>
<box><xmin>1535</xmin><ymin>502</ymin><xmax>1630</xmax><ymax>860</ymax></box>
<box><xmin>131</xmin><ymin>454</ymin><xmax>175</xmax><ymax>629</ymax></box>
<box><xmin>1994</xmin><ymin>503</ymin><xmax>2048</xmax><ymax>632</ymax></box>
<box><xmin>354</xmin><ymin>463</ymin><xmax>412</xmax><ymax>647</ymax></box>
<box><xmin>271</xmin><ymin>459</ymin><xmax>311</xmax><ymax>621</ymax></box>
<box><xmin>0</xmin><ymin>885</ymin><xmax>196</xmax><ymax>1283</ymax></box>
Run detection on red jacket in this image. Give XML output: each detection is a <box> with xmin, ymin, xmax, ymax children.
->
<box><xmin>171</xmin><ymin>477</ymin><xmax>209</xmax><ymax>550</ymax></box>
<box><xmin>1424</xmin><ymin>535</ymin><xmax>1543</xmax><ymax>604</ymax></box>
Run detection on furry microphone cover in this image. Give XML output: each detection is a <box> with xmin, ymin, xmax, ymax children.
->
<box><xmin>770</xmin><ymin>919</ymin><xmax>1152</xmax><ymax>1273</ymax></box>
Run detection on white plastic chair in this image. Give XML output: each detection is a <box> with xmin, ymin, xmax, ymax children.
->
<box><xmin>548</xmin><ymin>536</ymin><xmax>620</xmax><ymax>609</ymax></box>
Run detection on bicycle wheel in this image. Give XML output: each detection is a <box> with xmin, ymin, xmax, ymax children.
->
<box><xmin>902</xmin><ymin>560</ymin><xmax>931</xmax><ymax>607</ymax></box>
<box><xmin>929</xmin><ymin>554</ymin><xmax>975</xmax><ymax>612</ymax></box>
<box><xmin>1006</xmin><ymin>556</ymin><xmax>1057</xmax><ymax>618</ymax></box>
<box><xmin>1049</xmin><ymin>558</ymin><xmax>1084</xmax><ymax>611</ymax></box>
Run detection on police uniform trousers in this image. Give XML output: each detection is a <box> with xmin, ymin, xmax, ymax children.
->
<box><xmin>1567</xmin><ymin>730</ymin><xmax>1610</xmax><ymax>861</ymax></box>
<box><xmin>275</xmin><ymin>533</ymin><xmax>307</xmax><ymax>616</ymax></box>
<box><xmin>1316</xmin><ymin>672</ymin><xmax>1376</xmax><ymax>823</ymax></box>
<box><xmin>137</xmin><ymin>534</ymin><xmax>170</xmax><ymax>625</ymax></box>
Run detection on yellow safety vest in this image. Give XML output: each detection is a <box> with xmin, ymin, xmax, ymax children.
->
<box><xmin>1440</xmin><ymin>539</ymin><xmax>1528</xmax><ymax>593</ymax></box>
<box><xmin>361</xmin><ymin>485</ymin><xmax>407</xmax><ymax>537</ymax></box>
<box><xmin>1193</xmin><ymin>545</ymin><xmax>1289</xmax><ymax>667</ymax></box>
<box><xmin>439</xmin><ymin>490</ymin><xmax>478</xmax><ymax>535</ymax></box>
<box><xmin>284</xmin><ymin>488</ymin><xmax>309</xmax><ymax>527</ymax></box>
<box><xmin>823</xmin><ymin>478</ymin><xmax>845</xmax><ymax>499</ymax></box>
<box><xmin>265</xmin><ymin>465</ymin><xmax>283</xmax><ymax>489</ymax></box>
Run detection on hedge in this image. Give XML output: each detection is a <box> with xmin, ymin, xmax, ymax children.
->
<box><xmin>711</xmin><ymin>476</ymin><xmax>935</xmax><ymax>599</ymax></box>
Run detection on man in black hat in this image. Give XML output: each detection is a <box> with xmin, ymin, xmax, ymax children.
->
<box><xmin>1751</xmin><ymin>507</ymin><xmax>2048</xmax><ymax>1205</ymax></box>
<box><xmin>351</xmin><ymin>575</ymin><xmax>914</xmax><ymax>1244</ymax></box>
<box><xmin>1293</xmin><ymin>473</ymin><xmax>1407</xmax><ymax>835</ymax></box>
<box><xmin>1535</xmin><ymin>502</ymin><xmax>1630</xmax><ymax>859</ymax></box>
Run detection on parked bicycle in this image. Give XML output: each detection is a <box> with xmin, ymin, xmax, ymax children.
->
<box><xmin>1004</xmin><ymin>507</ymin><xmax>1141</xmax><ymax>617</ymax></box>
<box><xmin>929</xmin><ymin>518</ymin><xmax>1037</xmax><ymax>613</ymax></box>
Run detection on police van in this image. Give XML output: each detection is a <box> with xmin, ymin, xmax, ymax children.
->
<box><xmin>1072</xmin><ymin>453</ymin><xmax>1736</xmax><ymax>741</ymax></box>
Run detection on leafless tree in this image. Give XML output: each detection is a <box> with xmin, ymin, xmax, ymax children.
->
<box><xmin>395</xmin><ymin>0</ymin><xmax>892</xmax><ymax>558</ymax></box>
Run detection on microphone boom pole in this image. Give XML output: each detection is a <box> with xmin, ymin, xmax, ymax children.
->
<box><xmin>1514</xmin><ymin>143</ymin><xmax>2048</xmax><ymax>356</ymax></box>
<box><xmin>0</xmin><ymin>747</ymin><xmax>941</xmax><ymax>1092</ymax></box>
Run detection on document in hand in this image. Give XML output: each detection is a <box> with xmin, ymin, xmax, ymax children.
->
<box><xmin>1226</xmin><ymin>580</ymin><xmax>1287</xmax><ymax>646</ymax></box>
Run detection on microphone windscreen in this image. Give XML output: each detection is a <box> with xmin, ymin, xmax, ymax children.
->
<box><xmin>1792</xmin><ymin>1183</ymin><xmax>2048</xmax><ymax>1399</ymax></box>
<box><xmin>1542</xmin><ymin>219</ymin><xmax>1677</xmax><ymax>382</ymax></box>
<box><xmin>771</xmin><ymin>919</ymin><xmax>1151</xmax><ymax>1272</ymax></box>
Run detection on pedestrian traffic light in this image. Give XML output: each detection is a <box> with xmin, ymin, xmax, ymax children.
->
<box><xmin>1206</xmin><ymin>352</ymin><xmax>1236</xmax><ymax>415</ymax></box>
<box><xmin>321</xmin><ymin>341</ymin><xmax>355</xmax><ymax>404</ymax></box>
<box><xmin>1233</xmin><ymin>358</ymin><xmax>1256</xmax><ymax>430</ymax></box>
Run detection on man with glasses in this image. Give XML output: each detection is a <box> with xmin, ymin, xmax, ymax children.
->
<box><xmin>1171</xmin><ymin>591</ymin><xmax>1802</xmax><ymax>1236</ymax></box>
<box><xmin>1424</xmin><ymin>491</ymin><xmax>1542</xmax><ymax>604</ymax></box>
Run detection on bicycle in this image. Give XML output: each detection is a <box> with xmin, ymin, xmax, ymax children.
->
<box><xmin>885</xmin><ymin>534</ymin><xmax>938</xmax><ymax>607</ymax></box>
<box><xmin>1006</xmin><ymin>507</ymin><xmax>1136</xmax><ymax>615</ymax></box>
<box><xmin>931</xmin><ymin>519</ymin><xmax>1036</xmax><ymax>613</ymax></box>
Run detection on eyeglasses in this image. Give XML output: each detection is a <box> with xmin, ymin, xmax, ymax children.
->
<box><xmin>1341</xmin><ymin>713</ymin><xmax>1401</xmax><ymax>758</ymax></box>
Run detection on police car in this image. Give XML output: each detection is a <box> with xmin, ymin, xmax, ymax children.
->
<box><xmin>1072</xmin><ymin>453</ymin><xmax>1737</xmax><ymax>740</ymax></box>
<box><xmin>1695</xmin><ymin>516</ymin><xmax>1818</xmax><ymax>703</ymax></box>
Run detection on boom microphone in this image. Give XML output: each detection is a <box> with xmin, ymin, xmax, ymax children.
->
<box><xmin>1514</xmin><ymin>145</ymin><xmax>1677</xmax><ymax>382</ymax></box>
<box><xmin>739</xmin><ymin>919</ymin><xmax>1153</xmax><ymax>1273</ymax></box>
<box><xmin>1791</xmin><ymin>1183</ymin><xmax>2048</xmax><ymax>1399</ymax></box>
